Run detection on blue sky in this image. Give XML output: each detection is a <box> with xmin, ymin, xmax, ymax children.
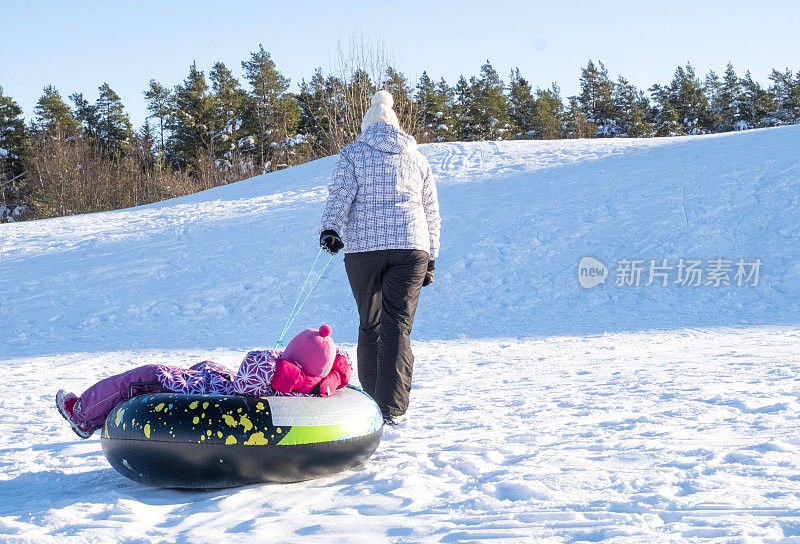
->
<box><xmin>1</xmin><ymin>0</ymin><xmax>799</xmax><ymax>127</ymax></box>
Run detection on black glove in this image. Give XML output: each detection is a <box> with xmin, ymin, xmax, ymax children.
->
<box><xmin>320</xmin><ymin>230</ymin><xmax>344</xmax><ymax>255</ymax></box>
<box><xmin>422</xmin><ymin>260</ymin><xmax>435</xmax><ymax>287</ymax></box>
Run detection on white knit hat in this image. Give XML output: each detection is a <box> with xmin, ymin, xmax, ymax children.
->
<box><xmin>361</xmin><ymin>90</ymin><xmax>400</xmax><ymax>133</ymax></box>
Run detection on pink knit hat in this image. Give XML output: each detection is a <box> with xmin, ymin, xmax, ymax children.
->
<box><xmin>281</xmin><ymin>325</ymin><xmax>336</xmax><ymax>377</ymax></box>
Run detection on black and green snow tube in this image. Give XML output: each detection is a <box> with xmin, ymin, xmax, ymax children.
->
<box><xmin>101</xmin><ymin>386</ymin><xmax>384</xmax><ymax>488</ymax></box>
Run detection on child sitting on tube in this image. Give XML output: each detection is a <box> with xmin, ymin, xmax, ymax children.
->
<box><xmin>55</xmin><ymin>325</ymin><xmax>351</xmax><ymax>438</ymax></box>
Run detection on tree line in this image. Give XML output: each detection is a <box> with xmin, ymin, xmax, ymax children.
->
<box><xmin>1</xmin><ymin>45</ymin><xmax>799</xmax><ymax>222</ymax></box>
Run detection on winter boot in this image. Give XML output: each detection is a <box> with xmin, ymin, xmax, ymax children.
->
<box><xmin>383</xmin><ymin>413</ymin><xmax>409</xmax><ymax>426</ymax></box>
<box><xmin>55</xmin><ymin>390</ymin><xmax>92</xmax><ymax>439</ymax></box>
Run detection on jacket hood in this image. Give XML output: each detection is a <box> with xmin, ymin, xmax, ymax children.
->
<box><xmin>358</xmin><ymin>122</ymin><xmax>417</xmax><ymax>154</ymax></box>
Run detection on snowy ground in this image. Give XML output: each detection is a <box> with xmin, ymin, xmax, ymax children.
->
<box><xmin>1</xmin><ymin>126</ymin><xmax>799</xmax><ymax>542</ymax></box>
<box><xmin>2</xmin><ymin>329</ymin><xmax>799</xmax><ymax>543</ymax></box>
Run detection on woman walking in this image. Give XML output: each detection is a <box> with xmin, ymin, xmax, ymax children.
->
<box><xmin>319</xmin><ymin>90</ymin><xmax>441</xmax><ymax>425</ymax></box>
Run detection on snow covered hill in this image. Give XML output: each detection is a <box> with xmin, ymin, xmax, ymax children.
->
<box><xmin>1</xmin><ymin>127</ymin><xmax>799</xmax><ymax>543</ymax></box>
<box><xmin>2</xmin><ymin>127</ymin><xmax>799</xmax><ymax>356</ymax></box>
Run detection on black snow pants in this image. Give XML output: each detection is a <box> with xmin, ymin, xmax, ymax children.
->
<box><xmin>343</xmin><ymin>249</ymin><xmax>429</xmax><ymax>418</ymax></box>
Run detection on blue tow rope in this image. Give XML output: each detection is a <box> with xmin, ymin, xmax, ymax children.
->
<box><xmin>276</xmin><ymin>247</ymin><xmax>335</xmax><ymax>349</ymax></box>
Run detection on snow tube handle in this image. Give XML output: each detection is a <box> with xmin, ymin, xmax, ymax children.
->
<box><xmin>128</xmin><ymin>380</ymin><xmax>163</xmax><ymax>399</ymax></box>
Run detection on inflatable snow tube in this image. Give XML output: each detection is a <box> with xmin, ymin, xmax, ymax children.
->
<box><xmin>101</xmin><ymin>386</ymin><xmax>383</xmax><ymax>488</ymax></box>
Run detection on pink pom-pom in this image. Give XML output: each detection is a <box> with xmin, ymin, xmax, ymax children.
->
<box><xmin>319</xmin><ymin>325</ymin><xmax>332</xmax><ymax>338</ymax></box>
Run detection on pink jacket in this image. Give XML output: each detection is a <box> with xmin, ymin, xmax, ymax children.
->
<box><xmin>271</xmin><ymin>353</ymin><xmax>352</xmax><ymax>397</ymax></box>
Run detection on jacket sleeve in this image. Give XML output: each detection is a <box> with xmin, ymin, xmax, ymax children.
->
<box><xmin>316</xmin><ymin>373</ymin><xmax>341</xmax><ymax>397</ymax></box>
<box><xmin>316</xmin><ymin>354</ymin><xmax>352</xmax><ymax>397</ymax></box>
<box><xmin>270</xmin><ymin>359</ymin><xmax>304</xmax><ymax>393</ymax></box>
<box><xmin>421</xmin><ymin>159</ymin><xmax>441</xmax><ymax>259</ymax></box>
<box><xmin>320</xmin><ymin>149</ymin><xmax>358</xmax><ymax>235</ymax></box>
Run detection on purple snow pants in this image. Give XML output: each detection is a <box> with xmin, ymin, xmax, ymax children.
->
<box><xmin>74</xmin><ymin>364</ymin><xmax>162</xmax><ymax>433</ymax></box>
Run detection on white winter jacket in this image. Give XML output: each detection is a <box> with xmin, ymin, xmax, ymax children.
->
<box><xmin>320</xmin><ymin>122</ymin><xmax>441</xmax><ymax>259</ymax></box>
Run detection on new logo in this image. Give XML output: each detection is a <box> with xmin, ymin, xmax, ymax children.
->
<box><xmin>578</xmin><ymin>257</ymin><xmax>608</xmax><ymax>288</ymax></box>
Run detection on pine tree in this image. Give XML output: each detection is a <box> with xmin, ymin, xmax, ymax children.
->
<box><xmin>168</xmin><ymin>62</ymin><xmax>215</xmax><ymax>168</ymax></box>
<box><xmin>718</xmin><ymin>63</ymin><xmax>744</xmax><ymax>131</ymax></box>
<box><xmin>33</xmin><ymin>85</ymin><xmax>80</xmax><ymax>138</ymax></box>
<box><xmin>658</xmin><ymin>101</ymin><xmax>683</xmax><ymax>136</ymax></box>
<box><xmin>649</xmin><ymin>84</ymin><xmax>684</xmax><ymax>136</ymax></box>
<box><xmin>70</xmin><ymin>92</ymin><xmax>101</xmax><ymax>141</ymax></box>
<box><xmin>383</xmin><ymin>67</ymin><xmax>417</xmax><ymax>135</ymax></box>
<box><xmin>564</xmin><ymin>97</ymin><xmax>594</xmax><ymax>138</ymax></box>
<box><xmin>210</xmin><ymin>62</ymin><xmax>245</xmax><ymax>167</ymax></box>
<box><xmin>768</xmin><ymin>68</ymin><xmax>800</xmax><ymax>124</ymax></box>
<box><xmin>130</xmin><ymin>121</ymin><xmax>156</xmax><ymax>204</ymax></box>
<box><xmin>95</xmin><ymin>83</ymin><xmax>133</xmax><ymax>156</ymax></box>
<box><xmin>415</xmin><ymin>71</ymin><xmax>436</xmax><ymax>141</ymax></box>
<box><xmin>469</xmin><ymin>60</ymin><xmax>511</xmax><ymax>140</ymax></box>
<box><xmin>532</xmin><ymin>84</ymin><xmax>565</xmax><ymax>139</ymax></box>
<box><xmin>793</xmin><ymin>71</ymin><xmax>800</xmax><ymax>122</ymax></box>
<box><xmin>613</xmin><ymin>76</ymin><xmax>652</xmax><ymax>137</ymax></box>
<box><xmin>740</xmin><ymin>71</ymin><xmax>777</xmax><ymax>128</ymax></box>
<box><xmin>241</xmin><ymin>44</ymin><xmax>294</xmax><ymax>172</ymax></box>
<box><xmin>508</xmin><ymin>68</ymin><xmax>535</xmax><ymax>137</ymax></box>
<box><xmin>297</xmin><ymin>69</ymin><xmax>331</xmax><ymax>155</ymax></box>
<box><xmin>297</xmin><ymin>69</ymin><xmax>360</xmax><ymax>156</ymax></box>
<box><xmin>434</xmin><ymin>78</ymin><xmax>456</xmax><ymax>141</ymax></box>
<box><xmin>578</xmin><ymin>60</ymin><xmax>617</xmax><ymax>136</ymax></box>
<box><xmin>134</xmin><ymin>120</ymin><xmax>156</xmax><ymax>170</ymax></box>
<box><xmin>703</xmin><ymin>70</ymin><xmax>723</xmax><ymax>131</ymax></box>
<box><xmin>277</xmin><ymin>92</ymin><xmax>304</xmax><ymax>167</ymax></box>
<box><xmin>453</xmin><ymin>75</ymin><xmax>474</xmax><ymax>140</ymax></box>
<box><xmin>416</xmin><ymin>72</ymin><xmax>454</xmax><ymax>142</ymax></box>
<box><xmin>669</xmin><ymin>64</ymin><xmax>710</xmax><ymax>134</ymax></box>
<box><xmin>0</xmin><ymin>86</ymin><xmax>29</xmax><ymax>175</ymax></box>
<box><xmin>144</xmin><ymin>80</ymin><xmax>173</xmax><ymax>160</ymax></box>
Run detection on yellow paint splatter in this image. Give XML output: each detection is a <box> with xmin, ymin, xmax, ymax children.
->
<box><xmin>115</xmin><ymin>409</ymin><xmax>125</xmax><ymax>427</ymax></box>
<box><xmin>237</xmin><ymin>408</ymin><xmax>242</xmax><ymax>413</ymax></box>
<box><xmin>200</xmin><ymin>435</ymin><xmax>206</xmax><ymax>441</ymax></box>
<box><xmin>226</xmin><ymin>435</ymin><xmax>237</xmax><ymax>445</ymax></box>
<box><xmin>192</xmin><ymin>416</ymin><xmax>199</xmax><ymax>424</ymax></box>
<box><xmin>203</xmin><ymin>402</ymin><xmax>209</xmax><ymax>409</ymax></box>
<box><xmin>256</xmin><ymin>402</ymin><xmax>265</xmax><ymax>411</ymax></box>
<box><xmin>154</xmin><ymin>403</ymin><xmax>164</xmax><ymax>412</ymax></box>
<box><xmin>239</xmin><ymin>415</ymin><xmax>253</xmax><ymax>432</ymax></box>
<box><xmin>222</xmin><ymin>414</ymin><xmax>237</xmax><ymax>427</ymax></box>
<box><xmin>189</xmin><ymin>401</ymin><xmax>199</xmax><ymax>409</ymax></box>
<box><xmin>132</xmin><ymin>418</ymin><xmax>136</xmax><ymax>427</ymax></box>
<box><xmin>217</xmin><ymin>431</ymin><xmax>223</xmax><ymax>438</ymax></box>
<box><xmin>276</xmin><ymin>427</ymin><xmax>282</xmax><ymax>434</ymax></box>
<box><xmin>144</xmin><ymin>423</ymin><xmax>151</xmax><ymax>438</ymax></box>
<box><xmin>207</xmin><ymin>430</ymin><xmax>212</xmax><ymax>436</ymax></box>
<box><xmin>244</xmin><ymin>432</ymin><xmax>269</xmax><ymax>445</ymax></box>
<box><xmin>201</xmin><ymin>413</ymin><xmax>205</xmax><ymax>418</ymax></box>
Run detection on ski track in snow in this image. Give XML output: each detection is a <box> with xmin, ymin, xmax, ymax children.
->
<box><xmin>1</xmin><ymin>329</ymin><xmax>799</xmax><ymax>543</ymax></box>
<box><xmin>1</xmin><ymin>127</ymin><xmax>800</xmax><ymax>542</ymax></box>
<box><xmin>0</xmin><ymin>135</ymin><xmax>683</xmax><ymax>261</ymax></box>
